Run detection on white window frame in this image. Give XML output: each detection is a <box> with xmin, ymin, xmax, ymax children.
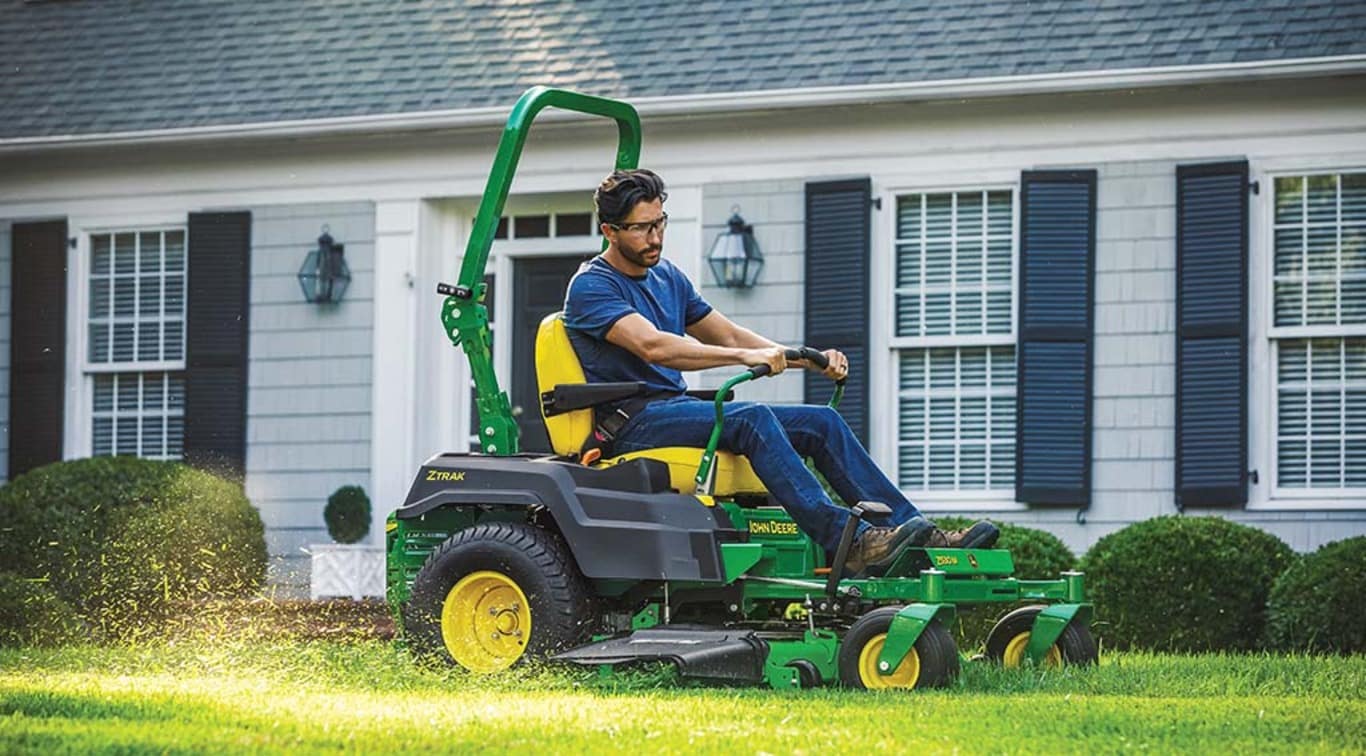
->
<box><xmin>1249</xmin><ymin>164</ymin><xmax>1366</xmax><ymax>510</ymax></box>
<box><xmin>876</xmin><ymin>181</ymin><xmax>1025</xmax><ymax>511</ymax></box>
<box><xmin>65</xmin><ymin>215</ymin><xmax>189</xmax><ymax>461</ymax></box>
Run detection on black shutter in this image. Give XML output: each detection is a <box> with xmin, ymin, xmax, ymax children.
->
<box><xmin>1016</xmin><ymin>171</ymin><xmax>1096</xmax><ymax>506</ymax></box>
<box><xmin>1176</xmin><ymin>161</ymin><xmax>1249</xmax><ymax>508</ymax></box>
<box><xmin>184</xmin><ymin>212</ymin><xmax>251</xmax><ymax>479</ymax></box>
<box><xmin>804</xmin><ymin>179</ymin><xmax>871</xmax><ymax>444</ymax></box>
<box><xmin>8</xmin><ymin>220</ymin><xmax>68</xmax><ymax>478</ymax></box>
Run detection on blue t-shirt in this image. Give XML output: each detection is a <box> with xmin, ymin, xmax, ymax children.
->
<box><xmin>563</xmin><ymin>255</ymin><xmax>713</xmax><ymax>395</ymax></box>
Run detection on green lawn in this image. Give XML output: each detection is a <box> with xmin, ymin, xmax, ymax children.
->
<box><xmin>1</xmin><ymin>641</ymin><xmax>1362</xmax><ymax>754</ymax></box>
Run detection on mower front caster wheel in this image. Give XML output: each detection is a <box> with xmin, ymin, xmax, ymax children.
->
<box><xmin>984</xmin><ymin>605</ymin><xmax>1098</xmax><ymax>668</ymax></box>
<box><xmin>839</xmin><ymin>607</ymin><xmax>959</xmax><ymax>690</ymax></box>
<box><xmin>403</xmin><ymin>521</ymin><xmax>592</xmax><ymax>672</ymax></box>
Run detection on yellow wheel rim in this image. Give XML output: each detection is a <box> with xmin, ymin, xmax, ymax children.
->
<box><xmin>856</xmin><ymin>633</ymin><xmax>921</xmax><ymax>689</ymax></box>
<box><xmin>1002</xmin><ymin>631</ymin><xmax>1062</xmax><ymax>669</ymax></box>
<box><xmin>440</xmin><ymin>570</ymin><xmax>532</xmax><ymax>673</ymax></box>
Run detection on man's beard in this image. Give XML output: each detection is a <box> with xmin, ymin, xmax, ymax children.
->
<box><xmin>620</xmin><ymin>242</ymin><xmax>662</xmax><ymax>268</ymax></box>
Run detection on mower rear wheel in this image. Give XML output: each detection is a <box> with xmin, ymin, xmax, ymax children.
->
<box><xmin>404</xmin><ymin>521</ymin><xmax>592</xmax><ymax>672</ymax></box>
<box><xmin>985</xmin><ymin>604</ymin><xmax>1098</xmax><ymax>668</ymax></box>
<box><xmin>839</xmin><ymin>607</ymin><xmax>959</xmax><ymax>690</ymax></box>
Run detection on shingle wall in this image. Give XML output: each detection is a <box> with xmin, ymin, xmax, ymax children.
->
<box><xmin>1090</xmin><ymin>160</ymin><xmax>1179</xmax><ymax>523</ymax></box>
<box><xmin>698</xmin><ymin>180</ymin><xmax>807</xmax><ymax>404</ymax></box>
<box><xmin>246</xmin><ymin>202</ymin><xmax>374</xmax><ymax>594</ymax></box>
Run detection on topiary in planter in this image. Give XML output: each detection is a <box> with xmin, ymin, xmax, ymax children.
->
<box><xmin>0</xmin><ymin>456</ymin><xmax>267</xmax><ymax>638</ymax></box>
<box><xmin>931</xmin><ymin>516</ymin><xmax>1077</xmax><ymax>651</ymax></box>
<box><xmin>0</xmin><ymin>572</ymin><xmax>84</xmax><ymax>647</ymax></box>
<box><xmin>1081</xmin><ymin>516</ymin><xmax>1294</xmax><ymax>652</ymax></box>
<box><xmin>324</xmin><ymin>485</ymin><xmax>371</xmax><ymax>545</ymax></box>
<box><xmin>1266</xmin><ymin>536</ymin><xmax>1366</xmax><ymax>654</ymax></box>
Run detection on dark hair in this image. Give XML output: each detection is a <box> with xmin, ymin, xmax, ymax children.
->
<box><xmin>594</xmin><ymin>169</ymin><xmax>668</xmax><ymax>225</ymax></box>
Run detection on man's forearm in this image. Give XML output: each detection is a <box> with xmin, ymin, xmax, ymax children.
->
<box><xmin>644</xmin><ymin>331</ymin><xmax>753</xmax><ymax>371</ymax></box>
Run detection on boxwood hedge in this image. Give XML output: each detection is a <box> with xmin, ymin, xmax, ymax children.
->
<box><xmin>0</xmin><ymin>457</ymin><xmax>267</xmax><ymax>640</ymax></box>
<box><xmin>0</xmin><ymin>572</ymin><xmax>84</xmax><ymax>647</ymax></box>
<box><xmin>1266</xmin><ymin>536</ymin><xmax>1366</xmax><ymax>654</ymax></box>
<box><xmin>1081</xmin><ymin>516</ymin><xmax>1294</xmax><ymax>652</ymax></box>
<box><xmin>325</xmin><ymin>485</ymin><xmax>371</xmax><ymax>544</ymax></box>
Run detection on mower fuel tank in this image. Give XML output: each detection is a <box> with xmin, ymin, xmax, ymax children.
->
<box><xmin>553</xmin><ymin>626</ymin><xmax>768</xmax><ymax>683</ymax></box>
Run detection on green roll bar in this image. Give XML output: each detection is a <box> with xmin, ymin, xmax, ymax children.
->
<box><xmin>441</xmin><ymin>87</ymin><xmax>643</xmax><ymax>455</ymax></box>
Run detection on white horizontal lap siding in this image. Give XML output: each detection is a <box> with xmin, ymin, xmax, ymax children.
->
<box><xmin>698</xmin><ymin>180</ymin><xmax>807</xmax><ymax>404</ymax></box>
<box><xmin>246</xmin><ymin>202</ymin><xmax>375</xmax><ymax>593</ymax></box>
<box><xmin>1088</xmin><ymin>160</ymin><xmax>1178</xmax><ymax>530</ymax></box>
<box><xmin>0</xmin><ymin>223</ymin><xmax>10</xmax><ymax>480</ymax></box>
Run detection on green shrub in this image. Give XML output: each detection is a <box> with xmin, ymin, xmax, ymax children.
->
<box><xmin>932</xmin><ymin>516</ymin><xmax>1077</xmax><ymax>651</ymax></box>
<box><xmin>0</xmin><ymin>457</ymin><xmax>267</xmax><ymax>638</ymax></box>
<box><xmin>1266</xmin><ymin>536</ymin><xmax>1366</xmax><ymax>654</ymax></box>
<box><xmin>1081</xmin><ymin>516</ymin><xmax>1294</xmax><ymax>652</ymax></box>
<box><xmin>324</xmin><ymin>485</ymin><xmax>371</xmax><ymax>544</ymax></box>
<box><xmin>0</xmin><ymin>572</ymin><xmax>84</xmax><ymax>647</ymax></box>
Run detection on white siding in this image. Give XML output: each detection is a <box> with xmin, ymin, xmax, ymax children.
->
<box><xmin>247</xmin><ymin>202</ymin><xmax>374</xmax><ymax>593</ymax></box>
<box><xmin>698</xmin><ymin>180</ymin><xmax>808</xmax><ymax>404</ymax></box>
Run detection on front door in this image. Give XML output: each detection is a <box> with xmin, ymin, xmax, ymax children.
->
<box><xmin>511</xmin><ymin>255</ymin><xmax>594</xmax><ymax>452</ymax></box>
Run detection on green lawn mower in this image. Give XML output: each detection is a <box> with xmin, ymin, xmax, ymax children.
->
<box><xmin>385</xmin><ymin>87</ymin><xmax>1097</xmax><ymax>690</ymax></box>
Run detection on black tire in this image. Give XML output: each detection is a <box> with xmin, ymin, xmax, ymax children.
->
<box><xmin>403</xmin><ymin>521</ymin><xmax>593</xmax><ymax>671</ymax></box>
<box><xmin>984</xmin><ymin>604</ymin><xmax>1098</xmax><ymax>668</ymax></box>
<box><xmin>838</xmin><ymin>606</ymin><xmax>960</xmax><ymax>690</ymax></box>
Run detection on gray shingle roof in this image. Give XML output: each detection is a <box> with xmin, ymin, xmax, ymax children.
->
<box><xmin>3</xmin><ymin>0</ymin><xmax>1365</xmax><ymax>140</ymax></box>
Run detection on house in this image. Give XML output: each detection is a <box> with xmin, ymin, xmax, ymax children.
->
<box><xmin>3</xmin><ymin>0</ymin><xmax>1364</xmax><ymax>593</ymax></box>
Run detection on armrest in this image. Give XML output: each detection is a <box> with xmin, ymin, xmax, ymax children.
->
<box><xmin>541</xmin><ymin>382</ymin><xmax>646</xmax><ymax>417</ymax></box>
<box><xmin>684</xmin><ymin>389</ymin><xmax>735</xmax><ymax>402</ymax></box>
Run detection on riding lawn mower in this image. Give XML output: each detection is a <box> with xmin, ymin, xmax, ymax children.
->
<box><xmin>385</xmin><ymin>87</ymin><xmax>1097</xmax><ymax>690</ymax></box>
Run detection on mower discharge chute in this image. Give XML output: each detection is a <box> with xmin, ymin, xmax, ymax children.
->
<box><xmin>385</xmin><ymin>87</ymin><xmax>1097</xmax><ymax>689</ymax></box>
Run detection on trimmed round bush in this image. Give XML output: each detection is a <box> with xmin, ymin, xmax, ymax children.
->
<box><xmin>932</xmin><ymin>516</ymin><xmax>1077</xmax><ymax>650</ymax></box>
<box><xmin>324</xmin><ymin>485</ymin><xmax>371</xmax><ymax>544</ymax></box>
<box><xmin>1081</xmin><ymin>516</ymin><xmax>1294</xmax><ymax>652</ymax></box>
<box><xmin>0</xmin><ymin>572</ymin><xmax>84</xmax><ymax>647</ymax></box>
<box><xmin>1266</xmin><ymin>536</ymin><xmax>1366</xmax><ymax>654</ymax></box>
<box><xmin>0</xmin><ymin>457</ymin><xmax>267</xmax><ymax>638</ymax></box>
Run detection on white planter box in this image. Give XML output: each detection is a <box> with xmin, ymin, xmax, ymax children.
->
<box><xmin>309</xmin><ymin>544</ymin><xmax>386</xmax><ymax>600</ymax></box>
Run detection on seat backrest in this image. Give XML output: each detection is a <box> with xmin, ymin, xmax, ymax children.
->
<box><xmin>535</xmin><ymin>312</ymin><xmax>593</xmax><ymax>455</ymax></box>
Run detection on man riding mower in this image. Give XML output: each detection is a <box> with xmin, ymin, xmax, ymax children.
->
<box><xmin>385</xmin><ymin>87</ymin><xmax>1097</xmax><ymax>690</ymax></box>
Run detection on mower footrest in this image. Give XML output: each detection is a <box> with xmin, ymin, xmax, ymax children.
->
<box><xmin>553</xmin><ymin>626</ymin><xmax>768</xmax><ymax>683</ymax></box>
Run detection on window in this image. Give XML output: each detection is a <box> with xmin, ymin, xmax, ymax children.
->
<box><xmin>494</xmin><ymin>211</ymin><xmax>596</xmax><ymax>239</ymax></box>
<box><xmin>87</xmin><ymin>229</ymin><xmax>186</xmax><ymax>459</ymax></box>
<box><xmin>892</xmin><ymin>189</ymin><xmax>1016</xmax><ymax>495</ymax></box>
<box><xmin>1270</xmin><ymin>172</ymin><xmax>1366</xmax><ymax>494</ymax></box>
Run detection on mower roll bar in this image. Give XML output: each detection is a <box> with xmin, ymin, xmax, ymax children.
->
<box><xmin>442</xmin><ymin>87</ymin><xmax>643</xmax><ymax>456</ymax></box>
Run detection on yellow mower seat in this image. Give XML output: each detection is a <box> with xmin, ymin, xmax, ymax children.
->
<box><xmin>536</xmin><ymin>312</ymin><xmax>767</xmax><ymax>496</ymax></box>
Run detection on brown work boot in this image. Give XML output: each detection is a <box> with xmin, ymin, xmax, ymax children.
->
<box><xmin>844</xmin><ymin>523</ymin><xmax>917</xmax><ymax>576</ymax></box>
<box><xmin>922</xmin><ymin>520</ymin><xmax>1000</xmax><ymax>549</ymax></box>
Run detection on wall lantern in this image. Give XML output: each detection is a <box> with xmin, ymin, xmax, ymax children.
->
<box><xmin>707</xmin><ymin>207</ymin><xmax>764</xmax><ymax>289</ymax></box>
<box><xmin>297</xmin><ymin>225</ymin><xmax>351</xmax><ymax>304</ymax></box>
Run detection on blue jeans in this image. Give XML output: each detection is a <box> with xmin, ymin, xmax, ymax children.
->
<box><xmin>612</xmin><ymin>397</ymin><xmax>923</xmax><ymax>551</ymax></box>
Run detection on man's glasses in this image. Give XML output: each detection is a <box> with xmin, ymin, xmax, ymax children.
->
<box><xmin>608</xmin><ymin>213</ymin><xmax>668</xmax><ymax>236</ymax></box>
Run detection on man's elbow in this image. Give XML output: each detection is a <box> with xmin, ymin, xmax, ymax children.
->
<box><xmin>640</xmin><ymin>341</ymin><xmax>672</xmax><ymax>366</ymax></box>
